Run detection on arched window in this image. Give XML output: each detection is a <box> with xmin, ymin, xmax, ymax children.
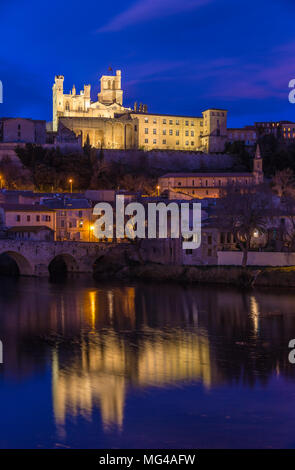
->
<box><xmin>65</xmin><ymin>101</ymin><xmax>70</xmax><ymax>111</ymax></box>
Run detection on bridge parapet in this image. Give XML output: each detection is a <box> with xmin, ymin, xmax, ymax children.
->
<box><xmin>0</xmin><ymin>240</ymin><xmax>131</xmax><ymax>276</ymax></box>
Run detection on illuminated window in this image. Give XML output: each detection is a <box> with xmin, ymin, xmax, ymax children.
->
<box><xmin>144</xmin><ymin>118</ymin><xmax>148</xmax><ymax>123</ymax></box>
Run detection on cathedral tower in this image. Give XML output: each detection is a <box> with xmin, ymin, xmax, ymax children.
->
<box><xmin>98</xmin><ymin>70</ymin><xmax>123</xmax><ymax>105</ymax></box>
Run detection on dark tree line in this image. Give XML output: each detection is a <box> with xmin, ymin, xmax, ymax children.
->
<box><xmin>15</xmin><ymin>144</ymin><xmax>159</xmax><ymax>193</ymax></box>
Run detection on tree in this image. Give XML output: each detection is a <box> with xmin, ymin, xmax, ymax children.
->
<box><xmin>215</xmin><ymin>186</ymin><xmax>269</xmax><ymax>267</ymax></box>
<box><xmin>272</xmin><ymin>168</ymin><xmax>295</xmax><ymax>199</ymax></box>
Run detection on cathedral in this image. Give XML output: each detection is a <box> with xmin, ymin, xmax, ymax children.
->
<box><xmin>52</xmin><ymin>70</ymin><xmax>229</xmax><ymax>153</ymax></box>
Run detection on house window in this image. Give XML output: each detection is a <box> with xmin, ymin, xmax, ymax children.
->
<box><xmin>191</xmin><ymin>141</ymin><xmax>194</xmax><ymax>146</ymax></box>
<box><xmin>169</xmin><ymin>129</ymin><xmax>173</xmax><ymax>135</ymax></box>
<box><xmin>27</xmin><ymin>215</ymin><xmax>31</xmax><ymax>222</ymax></box>
<box><xmin>153</xmin><ymin>129</ymin><xmax>156</xmax><ymax>134</ymax></box>
<box><xmin>153</xmin><ymin>119</ymin><xmax>157</xmax><ymax>124</ymax></box>
<box><xmin>185</xmin><ymin>131</ymin><xmax>189</xmax><ymax>136</ymax></box>
<box><xmin>208</xmin><ymin>235</ymin><xmax>212</xmax><ymax>245</ymax></box>
<box><xmin>185</xmin><ymin>141</ymin><xmax>189</xmax><ymax>146</ymax></box>
<box><xmin>176</xmin><ymin>130</ymin><xmax>179</xmax><ymax>136</ymax></box>
<box><xmin>144</xmin><ymin>128</ymin><xmax>148</xmax><ymax>134</ymax></box>
<box><xmin>163</xmin><ymin>129</ymin><xmax>166</xmax><ymax>135</ymax></box>
<box><xmin>163</xmin><ymin>139</ymin><xmax>166</xmax><ymax>144</ymax></box>
<box><xmin>176</xmin><ymin>120</ymin><xmax>179</xmax><ymax>125</ymax></box>
<box><xmin>36</xmin><ymin>215</ymin><xmax>40</xmax><ymax>222</ymax></box>
<box><xmin>16</xmin><ymin>215</ymin><xmax>21</xmax><ymax>222</ymax></box>
<box><xmin>144</xmin><ymin>118</ymin><xmax>148</xmax><ymax>123</ymax></box>
<box><xmin>191</xmin><ymin>131</ymin><xmax>194</xmax><ymax>136</ymax></box>
<box><xmin>153</xmin><ymin>139</ymin><xmax>157</xmax><ymax>144</ymax></box>
<box><xmin>144</xmin><ymin>138</ymin><xmax>148</xmax><ymax>143</ymax></box>
<box><xmin>186</xmin><ymin>249</ymin><xmax>193</xmax><ymax>255</ymax></box>
<box><xmin>169</xmin><ymin>120</ymin><xmax>173</xmax><ymax>125</ymax></box>
<box><xmin>163</xmin><ymin>119</ymin><xmax>166</xmax><ymax>124</ymax></box>
<box><xmin>185</xmin><ymin>120</ymin><xmax>189</xmax><ymax>125</ymax></box>
<box><xmin>176</xmin><ymin>140</ymin><xmax>179</xmax><ymax>145</ymax></box>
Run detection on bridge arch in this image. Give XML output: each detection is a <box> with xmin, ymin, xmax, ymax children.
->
<box><xmin>48</xmin><ymin>253</ymin><xmax>79</xmax><ymax>277</ymax></box>
<box><xmin>0</xmin><ymin>251</ymin><xmax>34</xmax><ymax>276</ymax></box>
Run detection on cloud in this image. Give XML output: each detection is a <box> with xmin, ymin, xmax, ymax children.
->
<box><xmin>97</xmin><ymin>0</ymin><xmax>212</xmax><ymax>33</ymax></box>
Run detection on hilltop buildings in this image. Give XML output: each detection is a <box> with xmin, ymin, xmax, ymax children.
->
<box><xmin>52</xmin><ymin>70</ymin><xmax>228</xmax><ymax>153</ymax></box>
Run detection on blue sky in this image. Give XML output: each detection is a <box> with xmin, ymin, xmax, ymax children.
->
<box><xmin>0</xmin><ymin>0</ymin><xmax>295</xmax><ymax>127</ymax></box>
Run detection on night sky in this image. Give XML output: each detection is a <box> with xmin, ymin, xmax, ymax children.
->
<box><xmin>1</xmin><ymin>0</ymin><xmax>295</xmax><ymax>127</ymax></box>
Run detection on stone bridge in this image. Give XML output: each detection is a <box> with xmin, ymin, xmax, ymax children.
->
<box><xmin>0</xmin><ymin>240</ymin><xmax>130</xmax><ymax>276</ymax></box>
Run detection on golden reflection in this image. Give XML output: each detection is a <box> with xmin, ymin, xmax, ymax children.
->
<box><xmin>52</xmin><ymin>328</ymin><xmax>218</xmax><ymax>436</ymax></box>
<box><xmin>250</xmin><ymin>295</ymin><xmax>260</xmax><ymax>335</ymax></box>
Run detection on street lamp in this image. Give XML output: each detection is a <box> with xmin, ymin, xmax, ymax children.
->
<box><xmin>69</xmin><ymin>179</ymin><xmax>73</xmax><ymax>193</ymax></box>
<box><xmin>156</xmin><ymin>185</ymin><xmax>160</xmax><ymax>197</ymax></box>
<box><xmin>89</xmin><ymin>224</ymin><xmax>94</xmax><ymax>242</ymax></box>
<box><xmin>0</xmin><ymin>175</ymin><xmax>3</xmax><ymax>190</ymax></box>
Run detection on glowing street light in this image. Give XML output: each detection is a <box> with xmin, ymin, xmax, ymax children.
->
<box><xmin>0</xmin><ymin>175</ymin><xmax>3</xmax><ymax>190</ymax></box>
<box><xmin>69</xmin><ymin>178</ymin><xmax>73</xmax><ymax>193</ymax></box>
<box><xmin>156</xmin><ymin>185</ymin><xmax>160</xmax><ymax>197</ymax></box>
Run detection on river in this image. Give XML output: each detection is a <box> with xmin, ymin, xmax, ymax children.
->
<box><xmin>0</xmin><ymin>276</ymin><xmax>295</xmax><ymax>448</ymax></box>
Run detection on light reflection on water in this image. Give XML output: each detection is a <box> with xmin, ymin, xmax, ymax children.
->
<box><xmin>0</xmin><ymin>277</ymin><xmax>295</xmax><ymax>448</ymax></box>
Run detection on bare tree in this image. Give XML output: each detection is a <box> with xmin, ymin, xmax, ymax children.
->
<box><xmin>272</xmin><ymin>168</ymin><xmax>295</xmax><ymax>199</ymax></box>
<box><xmin>214</xmin><ymin>186</ymin><xmax>269</xmax><ymax>267</ymax></box>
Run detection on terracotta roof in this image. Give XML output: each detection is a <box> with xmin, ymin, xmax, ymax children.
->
<box><xmin>0</xmin><ymin>204</ymin><xmax>54</xmax><ymax>212</ymax></box>
<box><xmin>7</xmin><ymin>226</ymin><xmax>54</xmax><ymax>233</ymax></box>
<box><xmin>160</xmin><ymin>172</ymin><xmax>254</xmax><ymax>178</ymax></box>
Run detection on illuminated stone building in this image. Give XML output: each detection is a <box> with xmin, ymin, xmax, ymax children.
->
<box><xmin>52</xmin><ymin>70</ymin><xmax>228</xmax><ymax>153</ymax></box>
<box><xmin>158</xmin><ymin>144</ymin><xmax>264</xmax><ymax>199</ymax></box>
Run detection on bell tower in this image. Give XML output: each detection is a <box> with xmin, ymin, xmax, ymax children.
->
<box><xmin>98</xmin><ymin>70</ymin><xmax>123</xmax><ymax>106</ymax></box>
<box><xmin>253</xmin><ymin>144</ymin><xmax>263</xmax><ymax>184</ymax></box>
<box><xmin>52</xmin><ymin>75</ymin><xmax>64</xmax><ymax>131</ymax></box>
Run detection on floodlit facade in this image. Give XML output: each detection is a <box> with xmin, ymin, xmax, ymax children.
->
<box><xmin>52</xmin><ymin>70</ymin><xmax>228</xmax><ymax>153</ymax></box>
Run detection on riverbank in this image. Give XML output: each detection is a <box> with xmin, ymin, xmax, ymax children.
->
<box><xmin>93</xmin><ymin>261</ymin><xmax>295</xmax><ymax>287</ymax></box>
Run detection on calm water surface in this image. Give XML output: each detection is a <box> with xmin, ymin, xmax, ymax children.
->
<box><xmin>0</xmin><ymin>276</ymin><xmax>295</xmax><ymax>449</ymax></box>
